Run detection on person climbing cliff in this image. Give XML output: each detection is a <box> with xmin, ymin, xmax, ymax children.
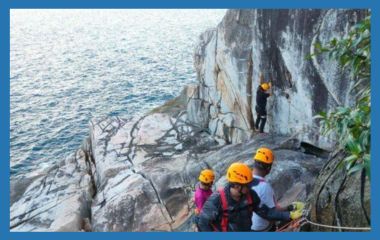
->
<box><xmin>197</xmin><ymin>162</ymin><xmax>302</xmax><ymax>232</ymax></box>
<box><xmin>194</xmin><ymin>169</ymin><xmax>215</xmax><ymax>214</ymax></box>
<box><xmin>193</xmin><ymin>169</ymin><xmax>215</xmax><ymax>230</ymax></box>
<box><xmin>255</xmin><ymin>74</ymin><xmax>271</xmax><ymax>133</ymax></box>
<box><xmin>250</xmin><ymin>147</ymin><xmax>305</xmax><ymax>231</ymax></box>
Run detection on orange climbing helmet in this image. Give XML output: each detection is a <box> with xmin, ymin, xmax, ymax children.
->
<box><xmin>261</xmin><ymin>83</ymin><xmax>271</xmax><ymax>91</ymax></box>
<box><xmin>254</xmin><ymin>147</ymin><xmax>274</xmax><ymax>164</ymax></box>
<box><xmin>226</xmin><ymin>162</ymin><xmax>253</xmax><ymax>184</ymax></box>
<box><xmin>199</xmin><ymin>169</ymin><xmax>215</xmax><ymax>184</ymax></box>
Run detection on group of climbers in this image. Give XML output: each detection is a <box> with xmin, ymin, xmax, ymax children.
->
<box><xmin>191</xmin><ymin>77</ymin><xmax>305</xmax><ymax>232</ymax></box>
<box><xmin>193</xmin><ymin>147</ymin><xmax>305</xmax><ymax>232</ymax></box>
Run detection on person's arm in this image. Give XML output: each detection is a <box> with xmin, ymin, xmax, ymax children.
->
<box><xmin>256</xmin><ymin>204</ymin><xmax>291</xmax><ymax>221</ymax></box>
<box><xmin>194</xmin><ymin>189</ymin><xmax>203</xmax><ymax>210</ymax></box>
<box><xmin>276</xmin><ymin>205</ymin><xmax>289</xmax><ymax>211</ymax></box>
<box><xmin>265</xmin><ymin>186</ymin><xmax>292</xmax><ymax>211</ymax></box>
<box><xmin>250</xmin><ymin>189</ymin><xmax>290</xmax><ymax>221</ymax></box>
<box><xmin>197</xmin><ymin>193</ymin><xmax>221</xmax><ymax>232</ymax></box>
<box><xmin>277</xmin><ymin>202</ymin><xmax>304</xmax><ymax>212</ymax></box>
<box><xmin>276</xmin><ymin>204</ymin><xmax>295</xmax><ymax>212</ymax></box>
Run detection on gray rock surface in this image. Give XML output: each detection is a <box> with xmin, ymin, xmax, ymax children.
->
<box><xmin>308</xmin><ymin>151</ymin><xmax>371</xmax><ymax>231</ymax></box>
<box><xmin>10</xmin><ymin>9</ymin><xmax>370</xmax><ymax>232</ymax></box>
<box><xmin>191</xmin><ymin>9</ymin><xmax>368</xmax><ymax>148</ymax></box>
<box><xmin>10</xmin><ymin>149</ymin><xmax>94</xmax><ymax>231</ymax></box>
<box><xmin>87</xmin><ymin>112</ymin><xmax>221</xmax><ymax>231</ymax></box>
<box><xmin>88</xmin><ymin>120</ymin><xmax>327</xmax><ymax>232</ymax></box>
<box><xmin>10</xmin><ymin>110</ymin><xmax>326</xmax><ymax>232</ymax></box>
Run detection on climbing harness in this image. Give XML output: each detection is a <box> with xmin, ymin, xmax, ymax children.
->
<box><xmin>212</xmin><ymin>188</ymin><xmax>253</xmax><ymax>232</ymax></box>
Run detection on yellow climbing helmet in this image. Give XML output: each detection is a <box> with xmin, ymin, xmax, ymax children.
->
<box><xmin>261</xmin><ymin>83</ymin><xmax>271</xmax><ymax>91</ymax></box>
<box><xmin>226</xmin><ymin>162</ymin><xmax>253</xmax><ymax>184</ymax></box>
<box><xmin>254</xmin><ymin>147</ymin><xmax>274</xmax><ymax>164</ymax></box>
<box><xmin>199</xmin><ymin>169</ymin><xmax>215</xmax><ymax>184</ymax></box>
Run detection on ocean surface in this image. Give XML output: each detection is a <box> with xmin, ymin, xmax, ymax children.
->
<box><xmin>10</xmin><ymin>9</ymin><xmax>226</xmax><ymax>179</ymax></box>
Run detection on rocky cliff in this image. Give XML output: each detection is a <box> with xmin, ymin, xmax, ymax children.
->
<box><xmin>190</xmin><ymin>9</ymin><xmax>368</xmax><ymax>149</ymax></box>
<box><xmin>10</xmin><ymin>9</ymin><xmax>370</xmax><ymax>232</ymax></box>
<box><xmin>308</xmin><ymin>151</ymin><xmax>371</xmax><ymax>231</ymax></box>
<box><xmin>10</xmin><ymin>109</ymin><xmax>326</xmax><ymax>231</ymax></box>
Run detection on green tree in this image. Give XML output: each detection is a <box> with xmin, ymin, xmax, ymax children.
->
<box><xmin>314</xmin><ymin>15</ymin><xmax>371</xmax><ymax>179</ymax></box>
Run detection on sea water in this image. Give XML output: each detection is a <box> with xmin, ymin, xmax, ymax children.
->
<box><xmin>10</xmin><ymin>9</ymin><xmax>226</xmax><ymax>179</ymax></box>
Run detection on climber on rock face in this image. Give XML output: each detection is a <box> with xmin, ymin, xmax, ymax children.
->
<box><xmin>197</xmin><ymin>162</ymin><xmax>302</xmax><ymax>232</ymax></box>
<box><xmin>255</xmin><ymin>75</ymin><xmax>271</xmax><ymax>133</ymax></box>
<box><xmin>195</xmin><ymin>169</ymin><xmax>215</xmax><ymax>214</ymax></box>
<box><xmin>194</xmin><ymin>169</ymin><xmax>214</xmax><ymax>230</ymax></box>
<box><xmin>250</xmin><ymin>147</ymin><xmax>305</xmax><ymax>231</ymax></box>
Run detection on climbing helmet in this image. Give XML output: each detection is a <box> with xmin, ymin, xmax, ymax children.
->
<box><xmin>261</xmin><ymin>83</ymin><xmax>271</xmax><ymax>91</ymax></box>
<box><xmin>254</xmin><ymin>147</ymin><xmax>274</xmax><ymax>164</ymax></box>
<box><xmin>199</xmin><ymin>169</ymin><xmax>215</xmax><ymax>184</ymax></box>
<box><xmin>226</xmin><ymin>162</ymin><xmax>253</xmax><ymax>184</ymax></box>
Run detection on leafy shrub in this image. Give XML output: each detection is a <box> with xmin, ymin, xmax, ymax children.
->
<box><xmin>313</xmin><ymin>15</ymin><xmax>371</xmax><ymax>179</ymax></box>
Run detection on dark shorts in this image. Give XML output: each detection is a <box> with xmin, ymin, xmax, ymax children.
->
<box><xmin>255</xmin><ymin>105</ymin><xmax>267</xmax><ymax>116</ymax></box>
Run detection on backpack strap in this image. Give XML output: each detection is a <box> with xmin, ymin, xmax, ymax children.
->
<box><xmin>246</xmin><ymin>189</ymin><xmax>254</xmax><ymax>214</ymax></box>
<box><xmin>214</xmin><ymin>188</ymin><xmax>254</xmax><ymax>232</ymax></box>
<box><xmin>250</xmin><ymin>177</ymin><xmax>265</xmax><ymax>187</ymax></box>
<box><xmin>246</xmin><ymin>190</ymin><xmax>253</xmax><ymax>205</ymax></box>
<box><xmin>218</xmin><ymin>188</ymin><xmax>229</xmax><ymax>232</ymax></box>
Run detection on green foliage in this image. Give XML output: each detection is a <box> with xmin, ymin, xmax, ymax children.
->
<box><xmin>314</xmin><ymin>15</ymin><xmax>371</xmax><ymax>179</ymax></box>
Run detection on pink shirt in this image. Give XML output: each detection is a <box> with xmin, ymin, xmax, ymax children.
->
<box><xmin>194</xmin><ymin>184</ymin><xmax>213</xmax><ymax>211</ymax></box>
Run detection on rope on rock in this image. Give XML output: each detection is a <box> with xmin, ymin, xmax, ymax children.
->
<box><xmin>303</xmin><ymin>218</ymin><xmax>371</xmax><ymax>231</ymax></box>
<box><xmin>276</xmin><ymin>217</ymin><xmax>371</xmax><ymax>232</ymax></box>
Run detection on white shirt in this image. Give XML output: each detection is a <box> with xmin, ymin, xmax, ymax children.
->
<box><xmin>251</xmin><ymin>175</ymin><xmax>277</xmax><ymax>231</ymax></box>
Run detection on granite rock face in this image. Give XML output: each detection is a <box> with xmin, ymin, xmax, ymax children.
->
<box><xmin>88</xmin><ymin>129</ymin><xmax>326</xmax><ymax>232</ymax></box>
<box><xmin>10</xmin><ymin>110</ymin><xmax>326</xmax><ymax>231</ymax></box>
<box><xmin>10</xmin><ymin>9</ymin><xmax>370</xmax><ymax>232</ymax></box>
<box><xmin>308</xmin><ymin>152</ymin><xmax>370</xmax><ymax>231</ymax></box>
<box><xmin>87</xmin><ymin>112</ymin><xmax>221</xmax><ymax>231</ymax></box>
<box><xmin>191</xmin><ymin>9</ymin><xmax>368</xmax><ymax>148</ymax></box>
<box><xmin>10</xmin><ymin>149</ymin><xmax>94</xmax><ymax>231</ymax></box>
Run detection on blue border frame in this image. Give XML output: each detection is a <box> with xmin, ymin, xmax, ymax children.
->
<box><xmin>1</xmin><ymin>1</ymin><xmax>378</xmax><ymax>240</ymax></box>
<box><xmin>2</xmin><ymin>0</ymin><xmax>375</xmax><ymax>9</ymax></box>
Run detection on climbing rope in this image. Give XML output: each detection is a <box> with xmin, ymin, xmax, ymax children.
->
<box><xmin>276</xmin><ymin>218</ymin><xmax>306</xmax><ymax>232</ymax></box>
<box><xmin>276</xmin><ymin>216</ymin><xmax>371</xmax><ymax>232</ymax></box>
<box><xmin>302</xmin><ymin>218</ymin><xmax>371</xmax><ymax>231</ymax></box>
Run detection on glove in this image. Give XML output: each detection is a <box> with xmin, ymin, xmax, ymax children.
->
<box><xmin>290</xmin><ymin>209</ymin><xmax>303</xmax><ymax>220</ymax></box>
<box><xmin>292</xmin><ymin>201</ymin><xmax>305</xmax><ymax>211</ymax></box>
